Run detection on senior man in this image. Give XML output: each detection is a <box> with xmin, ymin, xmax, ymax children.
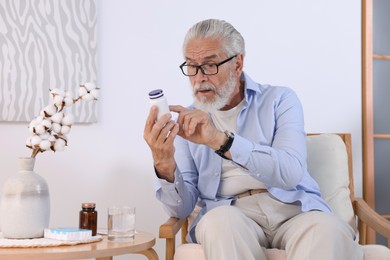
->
<box><xmin>144</xmin><ymin>19</ymin><xmax>363</xmax><ymax>260</ymax></box>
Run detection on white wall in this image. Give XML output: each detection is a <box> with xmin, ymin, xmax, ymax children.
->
<box><xmin>0</xmin><ymin>1</ymin><xmax>361</xmax><ymax>259</ymax></box>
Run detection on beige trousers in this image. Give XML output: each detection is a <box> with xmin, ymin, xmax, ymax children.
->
<box><xmin>195</xmin><ymin>193</ymin><xmax>363</xmax><ymax>260</ymax></box>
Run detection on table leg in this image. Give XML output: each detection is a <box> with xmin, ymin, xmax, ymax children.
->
<box><xmin>137</xmin><ymin>248</ymin><xmax>159</xmax><ymax>260</ymax></box>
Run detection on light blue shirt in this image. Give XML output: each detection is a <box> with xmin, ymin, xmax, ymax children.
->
<box><xmin>155</xmin><ymin>72</ymin><xmax>331</xmax><ymax>242</ymax></box>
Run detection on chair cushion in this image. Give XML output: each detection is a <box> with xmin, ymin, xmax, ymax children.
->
<box><xmin>306</xmin><ymin>134</ymin><xmax>357</xmax><ymax>231</ymax></box>
<box><xmin>362</xmin><ymin>244</ymin><xmax>390</xmax><ymax>259</ymax></box>
<box><xmin>174</xmin><ymin>244</ymin><xmax>287</xmax><ymax>260</ymax></box>
<box><xmin>174</xmin><ymin>243</ymin><xmax>390</xmax><ymax>260</ymax></box>
<box><xmin>174</xmin><ymin>244</ymin><xmax>204</xmax><ymax>260</ymax></box>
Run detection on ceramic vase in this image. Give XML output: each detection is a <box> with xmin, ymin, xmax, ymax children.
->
<box><xmin>0</xmin><ymin>157</ymin><xmax>50</xmax><ymax>238</ymax></box>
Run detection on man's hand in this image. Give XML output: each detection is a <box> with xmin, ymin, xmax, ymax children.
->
<box><xmin>143</xmin><ymin>106</ymin><xmax>179</xmax><ymax>182</ymax></box>
<box><xmin>170</xmin><ymin>105</ymin><xmax>227</xmax><ymax>151</ymax></box>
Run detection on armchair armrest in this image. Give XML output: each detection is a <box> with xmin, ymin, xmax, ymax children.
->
<box><xmin>159</xmin><ymin>217</ymin><xmax>186</xmax><ymax>260</ymax></box>
<box><xmin>159</xmin><ymin>217</ymin><xmax>185</xmax><ymax>239</ymax></box>
<box><xmin>354</xmin><ymin>197</ymin><xmax>390</xmax><ymax>247</ymax></box>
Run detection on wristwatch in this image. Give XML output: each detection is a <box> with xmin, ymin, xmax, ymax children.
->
<box><xmin>215</xmin><ymin>131</ymin><xmax>235</xmax><ymax>159</ymax></box>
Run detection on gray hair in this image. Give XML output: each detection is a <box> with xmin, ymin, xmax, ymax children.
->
<box><xmin>182</xmin><ymin>19</ymin><xmax>245</xmax><ymax>57</ymax></box>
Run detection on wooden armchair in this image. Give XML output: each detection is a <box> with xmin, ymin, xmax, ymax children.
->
<box><xmin>159</xmin><ymin>133</ymin><xmax>390</xmax><ymax>260</ymax></box>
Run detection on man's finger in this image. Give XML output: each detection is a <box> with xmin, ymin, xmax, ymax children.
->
<box><xmin>144</xmin><ymin>106</ymin><xmax>158</xmax><ymax>133</ymax></box>
<box><xmin>169</xmin><ymin>105</ymin><xmax>186</xmax><ymax>113</ymax></box>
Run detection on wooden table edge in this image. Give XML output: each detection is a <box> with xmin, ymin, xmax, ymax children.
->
<box><xmin>0</xmin><ymin>231</ymin><xmax>159</xmax><ymax>260</ymax></box>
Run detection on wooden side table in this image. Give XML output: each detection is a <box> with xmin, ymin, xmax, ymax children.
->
<box><xmin>0</xmin><ymin>231</ymin><xmax>158</xmax><ymax>260</ymax></box>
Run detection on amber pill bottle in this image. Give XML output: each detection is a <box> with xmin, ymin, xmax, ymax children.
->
<box><xmin>79</xmin><ymin>202</ymin><xmax>97</xmax><ymax>236</ymax></box>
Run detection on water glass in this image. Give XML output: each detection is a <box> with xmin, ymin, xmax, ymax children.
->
<box><xmin>107</xmin><ymin>206</ymin><xmax>135</xmax><ymax>241</ymax></box>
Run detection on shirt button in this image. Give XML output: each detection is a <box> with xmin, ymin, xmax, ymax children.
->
<box><xmin>175</xmin><ymin>181</ymin><xmax>179</xmax><ymax>185</ymax></box>
<box><xmin>177</xmin><ymin>199</ymin><xmax>182</xmax><ymax>203</ymax></box>
<box><xmin>256</xmin><ymin>174</ymin><xmax>260</xmax><ymax>177</ymax></box>
<box><xmin>214</xmin><ymin>172</ymin><xmax>219</xmax><ymax>177</ymax></box>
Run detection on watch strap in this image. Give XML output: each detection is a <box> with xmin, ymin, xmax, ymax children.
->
<box><xmin>215</xmin><ymin>131</ymin><xmax>234</xmax><ymax>159</ymax></box>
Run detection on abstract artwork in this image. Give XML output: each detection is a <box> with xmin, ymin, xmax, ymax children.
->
<box><xmin>0</xmin><ymin>0</ymin><xmax>97</xmax><ymax>122</ymax></box>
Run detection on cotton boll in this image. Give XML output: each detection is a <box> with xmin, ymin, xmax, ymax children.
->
<box><xmin>54</xmin><ymin>138</ymin><xmax>66</xmax><ymax>151</ymax></box>
<box><xmin>29</xmin><ymin>119</ymin><xmax>37</xmax><ymax>128</ymax></box>
<box><xmin>50</xmin><ymin>88</ymin><xmax>65</xmax><ymax>97</ymax></box>
<box><xmin>39</xmin><ymin>140</ymin><xmax>51</xmax><ymax>150</ymax></box>
<box><xmin>52</xmin><ymin>123</ymin><xmax>62</xmax><ymax>134</ymax></box>
<box><xmin>34</xmin><ymin>116</ymin><xmax>44</xmax><ymax>125</ymax></box>
<box><xmin>62</xmin><ymin>114</ymin><xmax>74</xmax><ymax>126</ymax></box>
<box><xmin>26</xmin><ymin>136</ymin><xmax>32</xmax><ymax>147</ymax></box>
<box><xmin>29</xmin><ymin>120</ymin><xmax>38</xmax><ymax>133</ymax></box>
<box><xmin>53</xmin><ymin>95</ymin><xmax>64</xmax><ymax>107</ymax></box>
<box><xmin>29</xmin><ymin>115</ymin><xmax>47</xmax><ymax>134</ymax></box>
<box><xmin>60</xmin><ymin>125</ymin><xmax>71</xmax><ymax>135</ymax></box>
<box><xmin>64</xmin><ymin>97</ymin><xmax>74</xmax><ymax>107</ymax></box>
<box><xmin>48</xmin><ymin>135</ymin><xmax>56</xmax><ymax>142</ymax></box>
<box><xmin>41</xmin><ymin>118</ymin><xmax>52</xmax><ymax>129</ymax></box>
<box><xmin>59</xmin><ymin>135</ymin><xmax>68</xmax><ymax>142</ymax></box>
<box><xmin>31</xmin><ymin>135</ymin><xmax>42</xmax><ymax>146</ymax></box>
<box><xmin>51</xmin><ymin>112</ymin><xmax>64</xmax><ymax>124</ymax></box>
<box><xmin>81</xmin><ymin>93</ymin><xmax>93</xmax><ymax>101</ymax></box>
<box><xmin>34</xmin><ymin>124</ymin><xmax>46</xmax><ymax>135</ymax></box>
<box><xmin>90</xmin><ymin>89</ymin><xmax>99</xmax><ymax>100</ymax></box>
<box><xmin>78</xmin><ymin>86</ymin><xmax>88</xmax><ymax>97</ymax></box>
<box><xmin>43</xmin><ymin>104</ymin><xmax>57</xmax><ymax>116</ymax></box>
<box><xmin>39</xmin><ymin>132</ymin><xmax>50</xmax><ymax>140</ymax></box>
<box><xmin>28</xmin><ymin>125</ymin><xmax>35</xmax><ymax>133</ymax></box>
<box><xmin>65</xmin><ymin>90</ymin><xmax>73</xmax><ymax>99</ymax></box>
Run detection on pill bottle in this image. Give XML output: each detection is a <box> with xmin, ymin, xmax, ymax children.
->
<box><xmin>149</xmin><ymin>89</ymin><xmax>170</xmax><ymax>120</ymax></box>
<box><xmin>79</xmin><ymin>202</ymin><xmax>97</xmax><ymax>236</ymax></box>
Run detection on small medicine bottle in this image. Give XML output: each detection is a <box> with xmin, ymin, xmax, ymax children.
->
<box><xmin>79</xmin><ymin>203</ymin><xmax>97</xmax><ymax>236</ymax></box>
<box><xmin>149</xmin><ymin>89</ymin><xmax>170</xmax><ymax>120</ymax></box>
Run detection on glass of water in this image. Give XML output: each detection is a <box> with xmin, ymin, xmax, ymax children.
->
<box><xmin>107</xmin><ymin>206</ymin><xmax>135</xmax><ymax>241</ymax></box>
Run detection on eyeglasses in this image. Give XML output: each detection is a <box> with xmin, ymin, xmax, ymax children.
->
<box><xmin>179</xmin><ymin>55</ymin><xmax>237</xmax><ymax>77</ymax></box>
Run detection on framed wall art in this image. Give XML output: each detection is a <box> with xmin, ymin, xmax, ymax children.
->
<box><xmin>0</xmin><ymin>0</ymin><xmax>97</xmax><ymax>122</ymax></box>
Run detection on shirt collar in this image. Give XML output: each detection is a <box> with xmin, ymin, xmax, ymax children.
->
<box><xmin>241</xmin><ymin>71</ymin><xmax>261</xmax><ymax>94</ymax></box>
<box><xmin>240</xmin><ymin>71</ymin><xmax>262</xmax><ymax>107</ymax></box>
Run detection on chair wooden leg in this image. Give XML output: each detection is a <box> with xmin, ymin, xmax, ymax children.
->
<box><xmin>166</xmin><ymin>238</ymin><xmax>175</xmax><ymax>260</ymax></box>
<box><xmin>366</xmin><ymin>227</ymin><xmax>377</xmax><ymax>244</ymax></box>
<box><xmin>359</xmin><ymin>220</ymin><xmax>367</xmax><ymax>245</ymax></box>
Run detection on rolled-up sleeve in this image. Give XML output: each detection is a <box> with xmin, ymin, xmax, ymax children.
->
<box><xmin>154</xmin><ymin>138</ymin><xmax>200</xmax><ymax>219</ymax></box>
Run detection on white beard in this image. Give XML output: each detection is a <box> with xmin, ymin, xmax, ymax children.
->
<box><xmin>192</xmin><ymin>70</ymin><xmax>237</xmax><ymax>113</ymax></box>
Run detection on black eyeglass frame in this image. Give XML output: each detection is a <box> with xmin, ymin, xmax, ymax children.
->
<box><xmin>179</xmin><ymin>55</ymin><xmax>237</xmax><ymax>77</ymax></box>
